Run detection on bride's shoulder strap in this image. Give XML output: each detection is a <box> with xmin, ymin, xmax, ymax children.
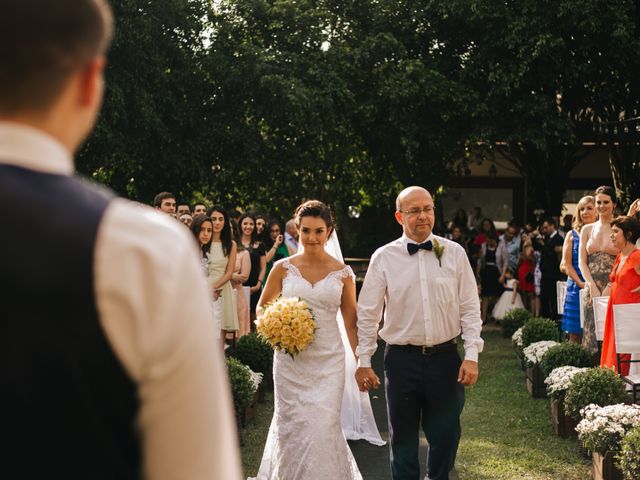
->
<box><xmin>335</xmin><ymin>264</ymin><xmax>356</xmax><ymax>283</ymax></box>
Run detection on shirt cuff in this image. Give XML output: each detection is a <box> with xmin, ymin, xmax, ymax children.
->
<box><xmin>464</xmin><ymin>346</ymin><xmax>479</xmax><ymax>363</ymax></box>
<box><xmin>357</xmin><ymin>355</ymin><xmax>372</xmax><ymax>368</ymax></box>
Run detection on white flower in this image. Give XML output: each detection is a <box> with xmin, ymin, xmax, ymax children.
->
<box><xmin>576</xmin><ymin>403</ymin><xmax>640</xmax><ymax>453</ymax></box>
<box><xmin>545</xmin><ymin>366</ymin><xmax>590</xmax><ymax>397</ymax></box>
<box><xmin>512</xmin><ymin>327</ymin><xmax>524</xmax><ymax>347</ymax></box>
<box><xmin>523</xmin><ymin>340</ymin><xmax>559</xmax><ymax>365</ymax></box>
<box><xmin>243</xmin><ymin>365</ymin><xmax>264</xmax><ymax>393</ymax></box>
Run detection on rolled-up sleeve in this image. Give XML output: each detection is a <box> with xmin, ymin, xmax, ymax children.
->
<box><xmin>356</xmin><ymin>255</ymin><xmax>386</xmax><ymax>368</ymax></box>
<box><xmin>456</xmin><ymin>248</ymin><xmax>484</xmax><ymax>362</ymax></box>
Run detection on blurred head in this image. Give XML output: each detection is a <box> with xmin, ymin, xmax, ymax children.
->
<box><xmin>255</xmin><ymin>215</ymin><xmax>266</xmax><ymax>235</ymax></box>
<box><xmin>192</xmin><ymin>215</ymin><xmax>213</xmax><ymax>248</ymax></box>
<box><xmin>153</xmin><ymin>192</ymin><xmax>176</xmax><ymax>214</ymax></box>
<box><xmin>179</xmin><ymin>213</ymin><xmax>193</xmax><ymax>228</ymax></box>
<box><xmin>285</xmin><ymin>219</ymin><xmax>298</xmax><ymax>240</ymax></box>
<box><xmin>177</xmin><ymin>204</ymin><xmax>191</xmax><ymax>217</ymax></box>
<box><xmin>573</xmin><ymin>195</ymin><xmax>596</xmax><ymax>231</ymax></box>
<box><xmin>294</xmin><ymin>200</ymin><xmax>334</xmax><ymax>252</ymax></box>
<box><xmin>193</xmin><ymin>203</ymin><xmax>207</xmax><ymax>216</ymax></box>
<box><xmin>451</xmin><ymin>226</ymin><xmax>463</xmax><ymax>240</ymax></box>
<box><xmin>594</xmin><ymin>186</ymin><xmax>617</xmax><ymax>218</ymax></box>
<box><xmin>395</xmin><ymin>186</ymin><xmax>435</xmax><ymax>242</ymax></box>
<box><xmin>267</xmin><ymin>221</ymin><xmax>283</xmax><ymax>243</ymax></box>
<box><xmin>610</xmin><ymin>216</ymin><xmax>640</xmax><ymax>249</ymax></box>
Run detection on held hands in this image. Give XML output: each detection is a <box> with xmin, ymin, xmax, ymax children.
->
<box><xmin>212</xmin><ymin>288</ymin><xmax>222</xmax><ymax>301</ymax></box>
<box><xmin>355</xmin><ymin>367</ymin><xmax>381</xmax><ymax>392</ymax></box>
<box><xmin>458</xmin><ymin>360</ymin><xmax>478</xmax><ymax>386</ymax></box>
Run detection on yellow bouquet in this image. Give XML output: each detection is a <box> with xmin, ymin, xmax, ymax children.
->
<box><xmin>255</xmin><ymin>296</ymin><xmax>316</xmax><ymax>358</ymax></box>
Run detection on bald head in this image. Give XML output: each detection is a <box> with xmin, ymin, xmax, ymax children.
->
<box><xmin>396</xmin><ymin>186</ymin><xmax>432</xmax><ymax>211</ymax></box>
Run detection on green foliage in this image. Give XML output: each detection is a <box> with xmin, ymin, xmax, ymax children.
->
<box><xmin>226</xmin><ymin>357</ymin><xmax>255</xmax><ymax>415</ymax></box>
<box><xmin>501</xmin><ymin>308</ymin><xmax>533</xmax><ymax>338</ymax></box>
<box><xmin>521</xmin><ymin>317</ymin><xmax>559</xmax><ymax>348</ymax></box>
<box><xmin>564</xmin><ymin>367</ymin><xmax>629</xmax><ymax>420</ymax></box>
<box><xmin>539</xmin><ymin>342</ymin><xmax>594</xmax><ymax>378</ymax></box>
<box><xmin>617</xmin><ymin>426</ymin><xmax>640</xmax><ymax>480</ymax></box>
<box><xmin>233</xmin><ymin>333</ymin><xmax>274</xmax><ymax>376</ymax></box>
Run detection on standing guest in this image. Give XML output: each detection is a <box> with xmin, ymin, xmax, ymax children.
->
<box><xmin>176</xmin><ymin>203</ymin><xmax>191</xmax><ymax>217</ymax></box>
<box><xmin>448</xmin><ymin>209</ymin><xmax>469</xmax><ymax>233</ymax></box>
<box><xmin>560</xmin><ymin>214</ymin><xmax>574</xmax><ymax>237</ymax></box>
<box><xmin>448</xmin><ymin>225</ymin><xmax>469</xmax><ymax>255</ymax></box>
<box><xmin>255</xmin><ymin>214</ymin><xmax>267</xmax><ymax>242</ymax></box>
<box><xmin>518</xmin><ymin>240</ymin><xmax>537</xmax><ymax>314</ymax></box>
<box><xmin>497</xmin><ymin>223</ymin><xmax>521</xmax><ymax>282</ymax></box>
<box><xmin>0</xmin><ymin>1</ymin><xmax>241</xmax><ymax>477</ymax></box>
<box><xmin>284</xmin><ymin>218</ymin><xmax>299</xmax><ymax>256</ymax></box>
<box><xmin>579</xmin><ymin>186</ymin><xmax>619</xmax><ymax>354</ymax></box>
<box><xmin>561</xmin><ymin>196</ymin><xmax>596</xmax><ymax>343</ymax></box>
<box><xmin>600</xmin><ymin>216</ymin><xmax>640</xmax><ymax>374</ymax></box>
<box><xmin>265</xmin><ymin>220</ymin><xmax>289</xmax><ymax>279</ymax></box>
<box><xmin>207</xmin><ymin>206</ymin><xmax>239</xmax><ymax>341</ymax></box>
<box><xmin>193</xmin><ymin>202</ymin><xmax>207</xmax><ymax>217</ymax></box>
<box><xmin>179</xmin><ymin>213</ymin><xmax>193</xmax><ymax>228</ymax></box>
<box><xmin>153</xmin><ymin>191</ymin><xmax>176</xmax><ymax>214</ymax></box>
<box><xmin>238</xmin><ymin>213</ymin><xmax>266</xmax><ymax>321</ymax></box>
<box><xmin>232</xmin><ymin>242</ymin><xmax>251</xmax><ymax>337</ymax></box>
<box><xmin>192</xmin><ymin>215</ymin><xmax>213</xmax><ymax>275</ymax></box>
<box><xmin>492</xmin><ymin>268</ymin><xmax>525</xmax><ymax>320</ymax></box>
<box><xmin>473</xmin><ymin>218</ymin><xmax>497</xmax><ymax>248</ymax></box>
<box><xmin>467</xmin><ymin>206</ymin><xmax>483</xmax><ymax>233</ymax></box>
<box><xmin>356</xmin><ymin>186</ymin><xmax>483</xmax><ymax>480</ymax></box>
<box><xmin>477</xmin><ymin>234</ymin><xmax>501</xmax><ymax>323</ymax></box>
<box><xmin>535</xmin><ymin>218</ymin><xmax>565</xmax><ymax>319</ymax></box>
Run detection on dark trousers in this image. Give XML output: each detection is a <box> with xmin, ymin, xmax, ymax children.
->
<box><xmin>540</xmin><ymin>278</ymin><xmax>559</xmax><ymax>319</ymax></box>
<box><xmin>384</xmin><ymin>344</ymin><xmax>465</xmax><ymax>480</ymax></box>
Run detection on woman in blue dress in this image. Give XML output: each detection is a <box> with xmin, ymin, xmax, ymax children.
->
<box><xmin>561</xmin><ymin>196</ymin><xmax>596</xmax><ymax>342</ymax></box>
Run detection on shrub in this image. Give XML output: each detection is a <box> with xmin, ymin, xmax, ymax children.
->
<box><xmin>539</xmin><ymin>341</ymin><xmax>594</xmax><ymax>378</ymax></box>
<box><xmin>521</xmin><ymin>317</ymin><xmax>559</xmax><ymax>348</ymax></box>
<box><xmin>226</xmin><ymin>357</ymin><xmax>255</xmax><ymax>415</ymax></box>
<box><xmin>501</xmin><ymin>308</ymin><xmax>533</xmax><ymax>338</ymax></box>
<box><xmin>617</xmin><ymin>425</ymin><xmax>640</xmax><ymax>479</ymax></box>
<box><xmin>564</xmin><ymin>367</ymin><xmax>629</xmax><ymax>420</ymax></box>
<box><xmin>233</xmin><ymin>332</ymin><xmax>274</xmax><ymax>375</ymax></box>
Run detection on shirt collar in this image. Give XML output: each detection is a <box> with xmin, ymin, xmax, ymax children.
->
<box><xmin>401</xmin><ymin>233</ymin><xmax>435</xmax><ymax>247</ymax></box>
<box><xmin>0</xmin><ymin>121</ymin><xmax>73</xmax><ymax>175</ymax></box>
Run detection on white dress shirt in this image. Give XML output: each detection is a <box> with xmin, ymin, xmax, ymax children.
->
<box><xmin>356</xmin><ymin>233</ymin><xmax>484</xmax><ymax>368</ymax></box>
<box><xmin>0</xmin><ymin>122</ymin><xmax>242</xmax><ymax>480</ymax></box>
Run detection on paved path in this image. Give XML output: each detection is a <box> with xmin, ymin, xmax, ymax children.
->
<box><xmin>349</xmin><ymin>341</ymin><xmax>429</xmax><ymax>479</ymax></box>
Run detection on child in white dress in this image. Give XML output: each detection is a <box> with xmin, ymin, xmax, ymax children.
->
<box><xmin>492</xmin><ymin>268</ymin><xmax>525</xmax><ymax>320</ymax></box>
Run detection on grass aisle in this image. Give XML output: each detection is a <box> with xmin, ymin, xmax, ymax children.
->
<box><xmin>457</xmin><ymin>328</ymin><xmax>590</xmax><ymax>479</ymax></box>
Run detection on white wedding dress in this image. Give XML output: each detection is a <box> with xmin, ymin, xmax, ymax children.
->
<box><xmin>250</xmin><ymin>258</ymin><xmax>363</xmax><ymax>480</ymax></box>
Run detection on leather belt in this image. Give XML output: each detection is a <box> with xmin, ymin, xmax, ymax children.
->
<box><xmin>390</xmin><ymin>339</ymin><xmax>457</xmax><ymax>356</ymax></box>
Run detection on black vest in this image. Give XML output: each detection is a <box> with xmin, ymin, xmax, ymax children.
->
<box><xmin>0</xmin><ymin>164</ymin><xmax>141</xmax><ymax>479</ymax></box>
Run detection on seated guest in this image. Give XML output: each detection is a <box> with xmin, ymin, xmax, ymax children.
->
<box><xmin>601</xmin><ymin>216</ymin><xmax>640</xmax><ymax>374</ymax></box>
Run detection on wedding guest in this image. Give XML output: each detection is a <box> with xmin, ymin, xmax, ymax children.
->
<box><xmin>518</xmin><ymin>240</ymin><xmax>537</xmax><ymax>314</ymax></box>
<box><xmin>467</xmin><ymin>206</ymin><xmax>483</xmax><ymax>233</ymax></box>
<box><xmin>448</xmin><ymin>208</ymin><xmax>469</xmax><ymax>233</ymax></box>
<box><xmin>238</xmin><ymin>213</ymin><xmax>266</xmax><ymax>321</ymax></box>
<box><xmin>448</xmin><ymin>225</ymin><xmax>469</xmax><ymax>255</ymax></box>
<box><xmin>176</xmin><ymin>203</ymin><xmax>191</xmax><ymax>217</ymax></box>
<box><xmin>477</xmin><ymin>234</ymin><xmax>501</xmax><ymax>323</ymax></box>
<box><xmin>534</xmin><ymin>218</ymin><xmax>565</xmax><ymax>319</ymax></box>
<box><xmin>561</xmin><ymin>196</ymin><xmax>596</xmax><ymax>343</ymax></box>
<box><xmin>179</xmin><ymin>213</ymin><xmax>193</xmax><ymax>228</ymax></box>
<box><xmin>265</xmin><ymin>220</ymin><xmax>289</xmax><ymax>279</ymax></box>
<box><xmin>232</xmin><ymin>242</ymin><xmax>251</xmax><ymax>337</ymax></box>
<box><xmin>473</xmin><ymin>218</ymin><xmax>497</xmax><ymax>248</ymax></box>
<box><xmin>497</xmin><ymin>223</ymin><xmax>521</xmax><ymax>282</ymax></box>
<box><xmin>192</xmin><ymin>215</ymin><xmax>213</xmax><ymax>275</ymax></box>
<box><xmin>284</xmin><ymin>218</ymin><xmax>299</xmax><ymax>256</ymax></box>
<box><xmin>579</xmin><ymin>186</ymin><xmax>619</xmax><ymax>354</ymax></box>
<box><xmin>600</xmin><ymin>216</ymin><xmax>640</xmax><ymax>374</ymax></box>
<box><xmin>0</xmin><ymin>1</ymin><xmax>241</xmax><ymax>477</ymax></box>
<box><xmin>492</xmin><ymin>268</ymin><xmax>525</xmax><ymax>320</ymax></box>
<box><xmin>153</xmin><ymin>191</ymin><xmax>176</xmax><ymax>214</ymax></box>
<box><xmin>193</xmin><ymin>202</ymin><xmax>207</xmax><ymax>217</ymax></box>
<box><xmin>207</xmin><ymin>206</ymin><xmax>239</xmax><ymax>341</ymax></box>
<box><xmin>255</xmin><ymin>214</ymin><xmax>267</xmax><ymax>243</ymax></box>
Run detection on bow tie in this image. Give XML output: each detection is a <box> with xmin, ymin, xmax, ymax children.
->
<box><xmin>407</xmin><ymin>240</ymin><xmax>433</xmax><ymax>255</ymax></box>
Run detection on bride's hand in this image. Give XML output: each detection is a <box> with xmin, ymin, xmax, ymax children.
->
<box><xmin>355</xmin><ymin>367</ymin><xmax>380</xmax><ymax>392</ymax></box>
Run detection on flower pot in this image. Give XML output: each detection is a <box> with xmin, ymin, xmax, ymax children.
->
<box><xmin>526</xmin><ymin>364</ymin><xmax>547</xmax><ymax>398</ymax></box>
<box><xmin>550</xmin><ymin>397</ymin><xmax>578</xmax><ymax>438</ymax></box>
<box><xmin>592</xmin><ymin>451</ymin><xmax>623</xmax><ymax>480</ymax></box>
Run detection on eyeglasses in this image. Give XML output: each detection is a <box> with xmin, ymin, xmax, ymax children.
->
<box><xmin>400</xmin><ymin>207</ymin><xmax>435</xmax><ymax>217</ymax></box>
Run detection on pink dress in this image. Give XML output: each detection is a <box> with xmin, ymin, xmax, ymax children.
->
<box><xmin>233</xmin><ymin>249</ymin><xmax>251</xmax><ymax>337</ymax></box>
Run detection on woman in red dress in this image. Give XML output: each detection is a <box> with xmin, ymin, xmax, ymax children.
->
<box><xmin>600</xmin><ymin>216</ymin><xmax>640</xmax><ymax>374</ymax></box>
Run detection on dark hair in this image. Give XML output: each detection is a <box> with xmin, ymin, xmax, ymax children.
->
<box><xmin>264</xmin><ymin>220</ymin><xmax>284</xmax><ymax>249</ymax></box>
<box><xmin>594</xmin><ymin>185</ymin><xmax>618</xmax><ymax>206</ymax></box>
<box><xmin>207</xmin><ymin>205</ymin><xmax>233</xmax><ymax>257</ymax></box>
<box><xmin>480</xmin><ymin>218</ymin><xmax>497</xmax><ymax>237</ymax></box>
<box><xmin>0</xmin><ymin>0</ymin><xmax>113</xmax><ymax>114</ymax></box>
<box><xmin>153</xmin><ymin>192</ymin><xmax>175</xmax><ymax>208</ymax></box>
<box><xmin>177</xmin><ymin>202</ymin><xmax>191</xmax><ymax>211</ymax></box>
<box><xmin>238</xmin><ymin>213</ymin><xmax>259</xmax><ymax>244</ymax></box>
<box><xmin>193</xmin><ymin>202</ymin><xmax>207</xmax><ymax>211</ymax></box>
<box><xmin>542</xmin><ymin>217</ymin><xmax>557</xmax><ymax>228</ymax></box>
<box><xmin>294</xmin><ymin>200</ymin><xmax>334</xmax><ymax>232</ymax></box>
<box><xmin>191</xmin><ymin>215</ymin><xmax>213</xmax><ymax>257</ymax></box>
<box><xmin>611</xmin><ymin>216</ymin><xmax>640</xmax><ymax>244</ymax></box>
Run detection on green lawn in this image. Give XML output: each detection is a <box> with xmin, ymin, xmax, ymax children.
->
<box><xmin>241</xmin><ymin>328</ymin><xmax>591</xmax><ymax>479</ymax></box>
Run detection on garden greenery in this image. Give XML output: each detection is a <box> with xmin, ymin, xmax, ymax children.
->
<box><xmin>539</xmin><ymin>341</ymin><xmax>593</xmax><ymax>378</ymax></box>
<box><xmin>521</xmin><ymin>317</ymin><xmax>559</xmax><ymax>348</ymax></box>
<box><xmin>564</xmin><ymin>367</ymin><xmax>629</xmax><ymax>420</ymax></box>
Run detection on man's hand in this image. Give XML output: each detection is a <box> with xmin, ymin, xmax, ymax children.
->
<box><xmin>355</xmin><ymin>367</ymin><xmax>381</xmax><ymax>392</ymax></box>
<box><xmin>457</xmin><ymin>360</ymin><xmax>478</xmax><ymax>386</ymax></box>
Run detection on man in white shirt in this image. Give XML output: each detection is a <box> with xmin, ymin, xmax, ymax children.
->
<box><xmin>356</xmin><ymin>186</ymin><xmax>483</xmax><ymax>480</ymax></box>
<box><xmin>284</xmin><ymin>218</ymin><xmax>299</xmax><ymax>255</ymax></box>
<box><xmin>0</xmin><ymin>1</ymin><xmax>241</xmax><ymax>478</ymax></box>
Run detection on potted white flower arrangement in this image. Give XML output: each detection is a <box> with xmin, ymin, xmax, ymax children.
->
<box><xmin>576</xmin><ymin>403</ymin><xmax>640</xmax><ymax>480</ymax></box>
<box><xmin>545</xmin><ymin>366</ymin><xmax>590</xmax><ymax>438</ymax></box>
<box><xmin>523</xmin><ymin>340</ymin><xmax>559</xmax><ymax>398</ymax></box>
<box><xmin>242</xmin><ymin>365</ymin><xmax>264</xmax><ymax>427</ymax></box>
<box><xmin>512</xmin><ymin>326</ymin><xmax>525</xmax><ymax>370</ymax></box>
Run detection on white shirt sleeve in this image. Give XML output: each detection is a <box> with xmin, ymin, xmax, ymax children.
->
<box><xmin>94</xmin><ymin>199</ymin><xmax>242</xmax><ymax>480</ymax></box>
<box><xmin>456</xmin><ymin>245</ymin><xmax>484</xmax><ymax>362</ymax></box>
<box><xmin>356</xmin><ymin>253</ymin><xmax>386</xmax><ymax>368</ymax></box>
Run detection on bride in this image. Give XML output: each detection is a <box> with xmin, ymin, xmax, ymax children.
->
<box><xmin>250</xmin><ymin>200</ymin><xmax>378</xmax><ymax>479</ymax></box>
